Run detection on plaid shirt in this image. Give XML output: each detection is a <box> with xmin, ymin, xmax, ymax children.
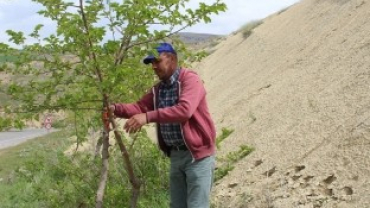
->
<box><xmin>158</xmin><ymin>68</ymin><xmax>184</xmax><ymax>146</ymax></box>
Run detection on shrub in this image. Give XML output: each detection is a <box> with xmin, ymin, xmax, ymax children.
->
<box><xmin>239</xmin><ymin>20</ymin><xmax>263</xmax><ymax>39</ymax></box>
<box><xmin>214</xmin><ymin>164</ymin><xmax>234</xmax><ymax>182</ymax></box>
<box><xmin>216</xmin><ymin>127</ymin><xmax>234</xmax><ymax>149</ymax></box>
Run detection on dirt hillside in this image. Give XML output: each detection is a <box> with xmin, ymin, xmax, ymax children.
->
<box><xmin>196</xmin><ymin>0</ymin><xmax>370</xmax><ymax>207</ymax></box>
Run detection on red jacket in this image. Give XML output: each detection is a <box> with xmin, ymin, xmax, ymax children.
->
<box><xmin>113</xmin><ymin>68</ymin><xmax>216</xmax><ymax>160</ymax></box>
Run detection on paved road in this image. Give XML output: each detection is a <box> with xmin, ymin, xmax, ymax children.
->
<box><xmin>0</xmin><ymin>128</ymin><xmax>56</xmax><ymax>150</ymax></box>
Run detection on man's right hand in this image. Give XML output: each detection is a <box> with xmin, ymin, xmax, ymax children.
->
<box><xmin>103</xmin><ymin>105</ymin><xmax>115</xmax><ymax>113</ymax></box>
<box><xmin>108</xmin><ymin>105</ymin><xmax>115</xmax><ymax>113</ymax></box>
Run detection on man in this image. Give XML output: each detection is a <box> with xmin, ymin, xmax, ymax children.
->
<box><xmin>109</xmin><ymin>43</ymin><xmax>216</xmax><ymax>208</ymax></box>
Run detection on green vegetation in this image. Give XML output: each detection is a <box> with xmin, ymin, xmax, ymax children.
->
<box><xmin>0</xmin><ymin>54</ymin><xmax>17</xmax><ymax>63</ymax></box>
<box><xmin>224</xmin><ymin>145</ymin><xmax>254</xmax><ymax>163</ymax></box>
<box><xmin>215</xmin><ymin>145</ymin><xmax>254</xmax><ymax>182</ymax></box>
<box><xmin>2</xmin><ymin>1</ymin><xmax>227</xmax><ymax>206</ymax></box>
<box><xmin>238</xmin><ymin>20</ymin><xmax>263</xmax><ymax>39</ymax></box>
<box><xmin>215</xmin><ymin>164</ymin><xmax>235</xmax><ymax>182</ymax></box>
<box><xmin>214</xmin><ymin>127</ymin><xmax>254</xmax><ymax>182</ymax></box>
<box><xmin>0</xmin><ymin>131</ymin><xmax>72</xmax><ymax>177</ymax></box>
<box><xmin>0</xmin><ymin>130</ymin><xmax>170</xmax><ymax>208</ymax></box>
<box><xmin>216</xmin><ymin>127</ymin><xmax>234</xmax><ymax>149</ymax></box>
<box><xmin>0</xmin><ymin>126</ymin><xmax>253</xmax><ymax>206</ymax></box>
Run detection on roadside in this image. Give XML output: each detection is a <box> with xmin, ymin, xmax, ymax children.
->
<box><xmin>0</xmin><ymin>130</ymin><xmax>70</xmax><ymax>178</ymax></box>
<box><xmin>0</xmin><ymin>128</ymin><xmax>58</xmax><ymax>150</ymax></box>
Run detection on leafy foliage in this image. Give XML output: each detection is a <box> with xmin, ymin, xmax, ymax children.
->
<box><xmin>0</xmin><ymin>0</ymin><xmax>227</xmax><ymax>131</ymax></box>
<box><xmin>0</xmin><ymin>131</ymin><xmax>169</xmax><ymax>208</ymax></box>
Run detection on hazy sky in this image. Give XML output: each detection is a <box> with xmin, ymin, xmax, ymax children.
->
<box><xmin>0</xmin><ymin>0</ymin><xmax>300</xmax><ymax>44</ymax></box>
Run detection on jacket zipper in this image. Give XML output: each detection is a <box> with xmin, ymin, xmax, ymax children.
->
<box><xmin>177</xmin><ymin>80</ymin><xmax>195</xmax><ymax>162</ymax></box>
<box><xmin>152</xmin><ymin>87</ymin><xmax>160</xmax><ymax>151</ymax></box>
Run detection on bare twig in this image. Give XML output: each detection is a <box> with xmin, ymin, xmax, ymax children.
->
<box><xmin>74</xmin><ymin>111</ymin><xmax>80</xmax><ymax>152</ymax></box>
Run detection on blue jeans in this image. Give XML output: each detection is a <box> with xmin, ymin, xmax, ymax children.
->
<box><xmin>169</xmin><ymin>150</ymin><xmax>215</xmax><ymax>208</ymax></box>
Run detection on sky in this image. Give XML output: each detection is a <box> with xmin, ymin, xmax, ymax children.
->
<box><xmin>0</xmin><ymin>0</ymin><xmax>300</xmax><ymax>45</ymax></box>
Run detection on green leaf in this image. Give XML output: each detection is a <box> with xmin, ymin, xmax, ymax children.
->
<box><xmin>6</xmin><ymin>30</ymin><xmax>26</xmax><ymax>45</ymax></box>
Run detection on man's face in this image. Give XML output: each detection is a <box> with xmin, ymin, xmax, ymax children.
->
<box><xmin>151</xmin><ymin>53</ymin><xmax>176</xmax><ymax>81</ymax></box>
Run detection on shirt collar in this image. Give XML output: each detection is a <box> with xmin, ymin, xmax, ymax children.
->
<box><xmin>161</xmin><ymin>68</ymin><xmax>180</xmax><ymax>87</ymax></box>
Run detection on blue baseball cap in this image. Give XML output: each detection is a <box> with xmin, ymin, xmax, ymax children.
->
<box><xmin>143</xmin><ymin>43</ymin><xmax>177</xmax><ymax>64</ymax></box>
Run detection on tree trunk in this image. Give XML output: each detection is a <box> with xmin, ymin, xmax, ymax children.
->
<box><xmin>94</xmin><ymin>134</ymin><xmax>103</xmax><ymax>159</ymax></box>
<box><xmin>95</xmin><ymin>95</ymin><xmax>141</xmax><ymax>208</ymax></box>
<box><xmin>108</xmin><ymin>110</ymin><xmax>142</xmax><ymax>208</ymax></box>
<box><xmin>96</xmin><ymin>128</ymin><xmax>110</xmax><ymax>208</ymax></box>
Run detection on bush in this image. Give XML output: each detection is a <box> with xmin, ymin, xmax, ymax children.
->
<box><xmin>216</xmin><ymin>127</ymin><xmax>234</xmax><ymax>149</ymax></box>
<box><xmin>239</xmin><ymin>20</ymin><xmax>263</xmax><ymax>39</ymax></box>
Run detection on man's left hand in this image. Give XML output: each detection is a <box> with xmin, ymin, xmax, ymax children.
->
<box><xmin>124</xmin><ymin>113</ymin><xmax>147</xmax><ymax>133</ymax></box>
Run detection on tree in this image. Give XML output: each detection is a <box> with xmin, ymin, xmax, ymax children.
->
<box><xmin>0</xmin><ymin>0</ymin><xmax>226</xmax><ymax>207</ymax></box>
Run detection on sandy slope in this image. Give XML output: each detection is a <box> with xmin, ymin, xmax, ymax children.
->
<box><xmin>196</xmin><ymin>0</ymin><xmax>370</xmax><ymax>207</ymax></box>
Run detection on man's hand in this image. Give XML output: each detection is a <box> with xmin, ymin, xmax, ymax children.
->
<box><xmin>124</xmin><ymin>113</ymin><xmax>147</xmax><ymax>133</ymax></box>
<box><xmin>105</xmin><ymin>105</ymin><xmax>115</xmax><ymax>112</ymax></box>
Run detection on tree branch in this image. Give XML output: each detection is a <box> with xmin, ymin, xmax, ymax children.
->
<box><xmin>126</xmin><ymin>21</ymin><xmax>197</xmax><ymax>50</ymax></box>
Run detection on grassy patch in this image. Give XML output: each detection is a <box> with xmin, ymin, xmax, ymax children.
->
<box><xmin>216</xmin><ymin>127</ymin><xmax>234</xmax><ymax>149</ymax></box>
<box><xmin>0</xmin><ymin>129</ymin><xmax>170</xmax><ymax>208</ymax></box>
<box><xmin>238</xmin><ymin>20</ymin><xmax>263</xmax><ymax>39</ymax></box>
<box><xmin>0</xmin><ymin>130</ymin><xmax>72</xmax><ymax>178</ymax></box>
<box><xmin>213</xmin><ymin>127</ymin><xmax>254</xmax><ymax>182</ymax></box>
<box><xmin>214</xmin><ymin>164</ymin><xmax>235</xmax><ymax>182</ymax></box>
<box><xmin>215</xmin><ymin>145</ymin><xmax>254</xmax><ymax>182</ymax></box>
<box><xmin>225</xmin><ymin>145</ymin><xmax>254</xmax><ymax>163</ymax></box>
